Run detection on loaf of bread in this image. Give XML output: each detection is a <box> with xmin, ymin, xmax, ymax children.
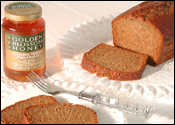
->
<box><xmin>112</xmin><ymin>1</ymin><xmax>174</xmax><ymax>66</ymax></box>
<box><xmin>23</xmin><ymin>102</ymin><xmax>98</xmax><ymax>124</ymax></box>
<box><xmin>1</xmin><ymin>95</ymin><xmax>58</xmax><ymax>124</ymax></box>
<box><xmin>81</xmin><ymin>43</ymin><xmax>148</xmax><ymax>81</ymax></box>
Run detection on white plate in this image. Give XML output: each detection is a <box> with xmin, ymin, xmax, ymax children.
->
<box><xmin>56</xmin><ymin>15</ymin><xmax>174</xmax><ymax>99</ymax></box>
<box><xmin>1</xmin><ymin>84</ymin><xmax>126</xmax><ymax>124</ymax></box>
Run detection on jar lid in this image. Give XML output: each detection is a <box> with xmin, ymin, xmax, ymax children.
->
<box><xmin>4</xmin><ymin>2</ymin><xmax>42</xmax><ymax>21</ymax></box>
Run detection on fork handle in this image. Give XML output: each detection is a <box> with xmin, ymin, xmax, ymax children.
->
<box><xmin>78</xmin><ymin>90</ymin><xmax>154</xmax><ymax>119</ymax></box>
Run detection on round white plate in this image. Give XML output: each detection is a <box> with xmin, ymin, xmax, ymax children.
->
<box><xmin>1</xmin><ymin>84</ymin><xmax>126</xmax><ymax>124</ymax></box>
<box><xmin>56</xmin><ymin>15</ymin><xmax>174</xmax><ymax>99</ymax></box>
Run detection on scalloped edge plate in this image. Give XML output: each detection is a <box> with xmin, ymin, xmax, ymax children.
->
<box><xmin>1</xmin><ymin>81</ymin><xmax>127</xmax><ymax>124</ymax></box>
<box><xmin>56</xmin><ymin>14</ymin><xmax>174</xmax><ymax>99</ymax></box>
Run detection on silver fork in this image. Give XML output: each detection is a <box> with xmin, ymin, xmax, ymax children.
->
<box><xmin>26</xmin><ymin>71</ymin><xmax>99</xmax><ymax>101</ymax></box>
<box><xmin>26</xmin><ymin>71</ymin><xmax>154</xmax><ymax>119</ymax></box>
<box><xmin>27</xmin><ymin>71</ymin><xmax>78</xmax><ymax>95</ymax></box>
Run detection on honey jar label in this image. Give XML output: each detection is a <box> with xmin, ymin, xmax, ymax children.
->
<box><xmin>8</xmin><ymin>3</ymin><xmax>36</xmax><ymax>9</ymax></box>
<box><xmin>5</xmin><ymin>31</ymin><xmax>45</xmax><ymax>71</ymax></box>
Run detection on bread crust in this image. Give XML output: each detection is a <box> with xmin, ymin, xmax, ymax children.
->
<box><xmin>112</xmin><ymin>1</ymin><xmax>174</xmax><ymax>66</ymax></box>
<box><xmin>1</xmin><ymin>119</ymin><xmax>7</xmax><ymax>124</ymax></box>
<box><xmin>158</xmin><ymin>39</ymin><xmax>174</xmax><ymax>65</ymax></box>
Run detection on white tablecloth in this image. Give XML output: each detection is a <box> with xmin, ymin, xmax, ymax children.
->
<box><xmin>1</xmin><ymin>1</ymin><xmax>174</xmax><ymax>124</ymax></box>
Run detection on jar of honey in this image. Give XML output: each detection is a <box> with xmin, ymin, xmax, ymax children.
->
<box><xmin>1</xmin><ymin>2</ymin><xmax>46</xmax><ymax>81</ymax></box>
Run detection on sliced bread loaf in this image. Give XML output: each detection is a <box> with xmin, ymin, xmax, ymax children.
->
<box><xmin>23</xmin><ymin>102</ymin><xmax>98</xmax><ymax>124</ymax></box>
<box><xmin>81</xmin><ymin>43</ymin><xmax>148</xmax><ymax>81</ymax></box>
<box><xmin>1</xmin><ymin>95</ymin><xmax>58</xmax><ymax>124</ymax></box>
<box><xmin>112</xmin><ymin>1</ymin><xmax>174</xmax><ymax>66</ymax></box>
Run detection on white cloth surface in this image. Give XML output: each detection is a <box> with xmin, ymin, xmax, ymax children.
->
<box><xmin>1</xmin><ymin>1</ymin><xmax>174</xmax><ymax>124</ymax></box>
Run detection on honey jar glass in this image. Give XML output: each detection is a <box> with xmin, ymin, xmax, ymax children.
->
<box><xmin>1</xmin><ymin>2</ymin><xmax>46</xmax><ymax>81</ymax></box>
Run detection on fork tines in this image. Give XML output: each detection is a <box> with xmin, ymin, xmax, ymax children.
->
<box><xmin>26</xmin><ymin>71</ymin><xmax>50</xmax><ymax>92</ymax></box>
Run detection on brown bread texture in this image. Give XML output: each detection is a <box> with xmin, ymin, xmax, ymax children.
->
<box><xmin>23</xmin><ymin>102</ymin><xmax>98</xmax><ymax>124</ymax></box>
<box><xmin>1</xmin><ymin>95</ymin><xmax>58</xmax><ymax>124</ymax></box>
<box><xmin>81</xmin><ymin>43</ymin><xmax>148</xmax><ymax>81</ymax></box>
<box><xmin>112</xmin><ymin>1</ymin><xmax>174</xmax><ymax>66</ymax></box>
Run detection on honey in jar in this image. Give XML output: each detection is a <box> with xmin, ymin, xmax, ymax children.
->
<box><xmin>1</xmin><ymin>2</ymin><xmax>46</xmax><ymax>81</ymax></box>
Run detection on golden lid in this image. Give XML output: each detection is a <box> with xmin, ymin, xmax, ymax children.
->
<box><xmin>4</xmin><ymin>2</ymin><xmax>42</xmax><ymax>21</ymax></box>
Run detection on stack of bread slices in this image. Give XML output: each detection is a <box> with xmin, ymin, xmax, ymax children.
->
<box><xmin>1</xmin><ymin>95</ymin><xmax>98</xmax><ymax>124</ymax></box>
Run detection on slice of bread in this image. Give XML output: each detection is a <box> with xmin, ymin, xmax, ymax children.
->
<box><xmin>1</xmin><ymin>95</ymin><xmax>58</xmax><ymax>124</ymax></box>
<box><xmin>23</xmin><ymin>102</ymin><xmax>98</xmax><ymax>124</ymax></box>
<box><xmin>81</xmin><ymin>43</ymin><xmax>148</xmax><ymax>81</ymax></box>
